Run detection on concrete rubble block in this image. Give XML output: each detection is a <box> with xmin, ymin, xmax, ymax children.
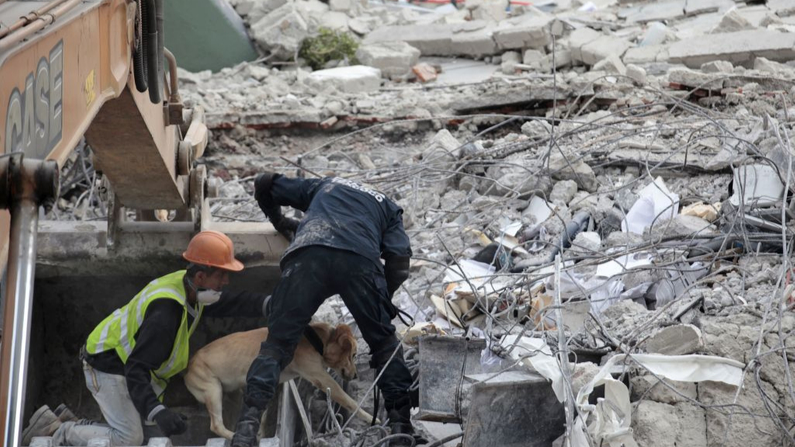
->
<box><xmin>355</xmin><ymin>42</ymin><xmax>421</xmax><ymax>78</ymax></box>
<box><xmin>668</xmin><ymin>29</ymin><xmax>795</xmax><ymax>67</ymax></box>
<box><xmin>647</xmin><ymin>215</ymin><xmax>717</xmax><ymax>239</ymax></box>
<box><xmin>754</xmin><ymin>56</ymin><xmax>788</xmax><ymax>74</ymax></box>
<box><xmin>668</xmin><ymin>67</ymin><xmax>725</xmax><ymax>90</ymax></box>
<box><xmin>592</xmin><ymin>54</ymin><xmax>627</xmax><ymax>75</ymax></box>
<box><xmin>549</xmin><ymin>179</ymin><xmax>578</xmax><ymax>204</ymax></box>
<box><xmin>581</xmin><ymin>35</ymin><xmax>632</xmax><ymax>66</ymax></box>
<box><xmin>548</xmin><ymin>153</ymin><xmax>599</xmax><ymax>192</ymax></box>
<box><xmin>620</xmin><ymin>0</ymin><xmax>686</xmax><ymax>23</ymax></box>
<box><xmin>632</xmin><ymin>401</ymin><xmax>707</xmax><ymax>447</ymax></box>
<box><xmin>521</xmin><ymin>119</ymin><xmax>552</xmax><ymax>137</ymax></box>
<box><xmin>451</xmin><ymin>25</ymin><xmax>498</xmax><ymax>56</ymax></box>
<box><xmin>644</xmin><ymin>324</ymin><xmax>704</xmax><ymax>355</ymax></box>
<box><xmin>523</xmin><ymin>49</ymin><xmax>545</xmax><ymax>66</ymax></box>
<box><xmin>698</xmin><ymin>314</ymin><xmax>759</xmax><ymax>363</ymax></box>
<box><xmin>306</xmin><ymin>65</ymin><xmax>382</xmax><ymax>93</ymax></box>
<box><xmin>542</xmin><ymin>49</ymin><xmax>572</xmax><ymax>71</ymax></box>
<box><xmin>146</xmin><ymin>439</ymin><xmax>172</xmax><ymax>447</ymax></box>
<box><xmin>467</xmin><ymin>0</ymin><xmax>509</xmax><ymax>21</ymax></box>
<box><xmin>685</xmin><ymin>0</ymin><xmax>733</xmax><ymax>16</ymax></box>
<box><xmin>364</xmin><ymin>24</ymin><xmax>455</xmax><ymax>56</ymax></box>
<box><xmin>493</xmin><ymin>15</ymin><xmax>552</xmax><ymax>50</ymax></box>
<box><xmin>631</xmin><ymin>375</ymin><xmax>698</xmax><ymax>404</ymax></box>
<box><xmin>423</xmin><ymin>129</ymin><xmax>461</xmax><ymax>164</ymax></box>
<box><xmin>768</xmin><ymin>0</ymin><xmax>795</xmax><ymax>17</ymax></box>
<box><xmin>700</xmin><ymin>60</ymin><xmax>733</xmax><ymax>73</ymax></box>
<box><xmin>569</xmin><ymin>27</ymin><xmax>602</xmax><ymax>63</ymax></box>
<box><xmin>699</xmin><ymin>376</ymin><xmax>783</xmax><ymax>447</ymax></box>
<box><xmin>249</xmin><ymin>2</ymin><xmax>316</xmax><ymax>58</ymax></box>
<box><xmin>501</xmin><ymin>50</ymin><xmax>522</xmax><ymax>73</ymax></box>
<box><xmin>329</xmin><ymin>0</ymin><xmax>353</xmax><ymax>12</ymax></box>
<box><xmin>315</xmin><ymin>11</ymin><xmax>349</xmax><ymax>31</ymax></box>
<box><xmin>710</xmin><ymin>8</ymin><xmax>755</xmax><ymax>33</ymax></box>
<box><xmin>247</xmin><ymin>0</ymin><xmax>290</xmax><ymax>23</ymax></box>
<box><xmin>626</xmin><ymin>64</ymin><xmax>647</xmax><ymax>84</ymax></box>
<box><xmin>412</xmin><ymin>63</ymin><xmax>438</xmax><ymax>83</ymax></box>
<box><xmin>623</xmin><ymin>44</ymin><xmax>670</xmax><ymax>64</ymax></box>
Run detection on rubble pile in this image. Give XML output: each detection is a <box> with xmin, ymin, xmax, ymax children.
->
<box><xmin>51</xmin><ymin>0</ymin><xmax>795</xmax><ymax>444</ymax></box>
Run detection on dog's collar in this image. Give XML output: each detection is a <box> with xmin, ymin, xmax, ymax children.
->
<box><xmin>304</xmin><ymin>326</ymin><xmax>326</xmax><ymax>356</ymax></box>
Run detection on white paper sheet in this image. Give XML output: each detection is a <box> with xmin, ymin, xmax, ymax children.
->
<box><xmin>622</xmin><ymin>177</ymin><xmax>680</xmax><ymax>234</ymax></box>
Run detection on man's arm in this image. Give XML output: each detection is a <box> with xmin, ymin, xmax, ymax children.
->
<box><xmin>124</xmin><ymin>300</ymin><xmax>181</xmax><ymax>422</ymax></box>
<box><xmin>381</xmin><ymin>208</ymin><xmax>413</xmax><ymax>297</ymax></box>
<box><xmin>202</xmin><ymin>290</ymin><xmax>269</xmax><ymax>319</ymax></box>
<box><xmin>255</xmin><ymin>173</ymin><xmax>322</xmax><ymax>239</ymax></box>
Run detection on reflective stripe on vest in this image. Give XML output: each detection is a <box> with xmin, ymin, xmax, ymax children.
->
<box><xmin>85</xmin><ymin>270</ymin><xmax>204</xmax><ymax>395</ymax></box>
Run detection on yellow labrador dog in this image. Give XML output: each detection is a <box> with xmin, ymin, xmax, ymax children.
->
<box><xmin>185</xmin><ymin>322</ymin><xmax>373</xmax><ymax>439</ymax></box>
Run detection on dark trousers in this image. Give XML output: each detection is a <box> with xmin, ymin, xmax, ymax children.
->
<box><xmin>244</xmin><ymin>246</ymin><xmax>413</xmax><ymax>414</ymax></box>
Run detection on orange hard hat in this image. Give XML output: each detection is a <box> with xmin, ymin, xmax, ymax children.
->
<box><xmin>183</xmin><ymin>230</ymin><xmax>244</xmax><ymax>272</ymax></box>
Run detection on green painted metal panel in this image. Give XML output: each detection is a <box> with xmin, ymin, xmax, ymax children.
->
<box><xmin>164</xmin><ymin>0</ymin><xmax>258</xmax><ymax>73</ymax></box>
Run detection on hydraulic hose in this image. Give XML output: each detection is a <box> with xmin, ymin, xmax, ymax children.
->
<box><xmin>145</xmin><ymin>0</ymin><xmax>161</xmax><ymax>103</ymax></box>
<box><xmin>155</xmin><ymin>0</ymin><xmax>165</xmax><ymax>100</ymax></box>
<box><xmin>132</xmin><ymin>0</ymin><xmax>148</xmax><ymax>92</ymax></box>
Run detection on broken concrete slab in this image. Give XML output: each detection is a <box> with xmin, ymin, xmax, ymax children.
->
<box><xmin>632</xmin><ymin>401</ymin><xmax>707</xmax><ymax>447</ymax></box>
<box><xmin>710</xmin><ymin>7</ymin><xmax>755</xmax><ymax>33</ymax></box>
<box><xmin>364</xmin><ymin>24</ymin><xmax>454</xmax><ymax>56</ymax></box>
<box><xmin>306</xmin><ymin>65</ymin><xmax>382</xmax><ymax>93</ymax></box>
<box><xmin>630</xmin><ymin>375</ymin><xmax>698</xmax><ymax>404</ymax></box>
<box><xmin>355</xmin><ymin>42</ymin><xmax>420</xmax><ymax>78</ymax></box>
<box><xmin>548</xmin><ymin>153</ymin><xmax>599</xmax><ymax>192</ymax></box>
<box><xmin>684</xmin><ymin>0</ymin><xmax>733</xmax><ymax>16</ymax></box>
<box><xmin>768</xmin><ymin>0</ymin><xmax>795</xmax><ymax>17</ymax></box>
<box><xmin>644</xmin><ymin>324</ymin><xmax>704</xmax><ymax>355</ymax></box>
<box><xmin>668</xmin><ymin>29</ymin><xmax>795</xmax><ymax>67</ymax></box>
<box><xmin>700</xmin><ymin>60</ymin><xmax>733</xmax><ymax>73</ymax></box>
<box><xmin>668</xmin><ymin>67</ymin><xmax>725</xmax><ymax>90</ymax></box>
<box><xmin>249</xmin><ymin>2</ymin><xmax>314</xmax><ymax>58</ymax></box>
<box><xmin>626</xmin><ymin>64</ymin><xmax>647</xmax><ymax>84</ymax></box>
<box><xmin>493</xmin><ymin>15</ymin><xmax>552</xmax><ymax>50</ymax></box>
<box><xmin>451</xmin><ymin>26</ymin><xmax>498</xmax><ymax>57</ymax></box>
<box><xmin>467</xmin><ymin>0</ymin><xmax>508</xmax><ymax>22</ymax></box>
<box><xmin>623</xmin><ymin>44</ymin><xmax>670</xmax><ymax>63</ymax></box>
<box><xmin>620</xmin><ymin>0</ymin><xmax>686</xmax><ymax>23</ymax></box>
<box><xmin>593</xmin><ymin>54</ymin><xmax>627</xmax><ymax>75</ymax></box>
<box><xmin>569</xmin><ymin>27</ymin><xmax>602</xmax><ymax>63</ymax></box>
<box><xmin>581</xmin><ymin>35</ymin><xmax>632</xmax><ymax>65</ymax></box>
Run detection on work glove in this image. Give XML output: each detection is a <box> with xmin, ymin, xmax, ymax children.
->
<box><xmin>254</xmin><ymin>172</ymin><xmax>278</xmax><ymax>206</ymax></box>
<box><xmin>384</xmin><ymin>255</ymin><xmax>410</xmax><ymax>298</ymax></box>
<box><xmin>154</xmin><ymin>409</ymin><xmax>188</xmax><ymax>437</ymax></box>
<box><xmin>273</xmin><ymin>216</ymin><xmax>300</xmax><ymax>242</ymax></box>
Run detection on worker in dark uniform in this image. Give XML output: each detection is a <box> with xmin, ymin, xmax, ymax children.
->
<box><xmin>22</xmin><ymin>231</ymin><xmax>270</xmax><ymax>446</ymax></box>
<box><xmin>231</xmin><ymin>174</ymin><xmax>419</xmax><ymax>447</ymax></box>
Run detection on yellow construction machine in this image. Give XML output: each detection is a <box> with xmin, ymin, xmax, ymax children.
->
<box><xmin>0</xmin><ymin>1</ymin><xmax>281</xmax><ymax>445</ymax></box>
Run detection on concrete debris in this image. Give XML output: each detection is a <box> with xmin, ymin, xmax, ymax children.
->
<box><xmin>306</xmin><ymin>65</ymin><xmax>382</xmax><ymax>93</ymax></box>
<box><xmin>710</xmin><ymin>7</ymin><xmax>756</xmax><ymax>33</ymax></box>
<box><xmin>412</xmin><ymin>63</ymin><xmax>438</xmax><ymax>83</ymax></box>
<box><xmin>643</xmin><ymin>324</ymin><xmax>704</xmax><ymax>355</ymax></box>
<box><xmin>355</xmin><ymin>42</ymin><xmax>420</xmax><ymax>78</ymax></box>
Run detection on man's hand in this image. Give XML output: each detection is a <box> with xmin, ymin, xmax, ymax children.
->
<box><xmin>274</xmin><ymin>217</ymin><xmax>300</xmax><ymax>242</ymax></box>
<box><xmin>154</xmin><ymin>409</ymin><xmax>188</xmax><ymax>437</ymax></box>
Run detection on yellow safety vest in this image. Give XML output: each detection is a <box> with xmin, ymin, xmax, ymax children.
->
<box><xmin>85</xmin><ymin>270</ymin><xmax>203</xmax><ymax>398</ymax></box>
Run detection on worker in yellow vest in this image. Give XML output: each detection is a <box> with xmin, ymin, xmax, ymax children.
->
<box><xmin>22</xmin><ymin>230</ymin><xmax>270</xmax><ymax>446</ymax></box>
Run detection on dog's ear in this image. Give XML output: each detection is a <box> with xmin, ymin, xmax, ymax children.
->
<box><xmin>335</xmin><ymin>324</ymin><xmax>355</xmax><ymax>353</ymax></box>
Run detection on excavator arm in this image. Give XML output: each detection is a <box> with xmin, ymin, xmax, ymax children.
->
<box><xmin>0</xmin><ymin>1</ymin><xmax>211</xmax><ymax>444</ymax></box>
